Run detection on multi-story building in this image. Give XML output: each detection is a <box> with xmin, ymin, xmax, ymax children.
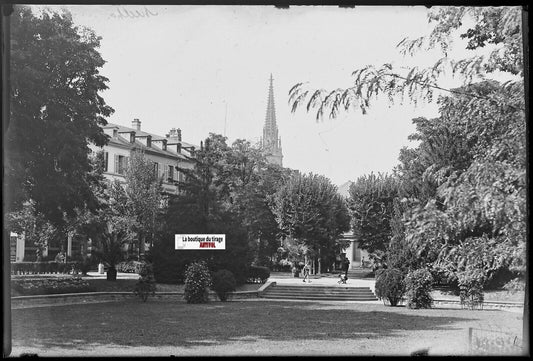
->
<box><xmin>92</xmin><ymin>119</ymin><xmax>197</xmax><ymax>194</ymax></box>
<box><xmin>10</xmin><ymin>119</ymin><xmax>198</xmax><ymax>263</ymax></box>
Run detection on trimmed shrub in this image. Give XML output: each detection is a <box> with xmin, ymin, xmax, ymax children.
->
<box><xmin>247</xmin><ymin>265</ymin><xmax>270</xmax><ymax>284</ymax></box>
<box><xmin>404</xmin><ymin>268</ymin><xmax>434</xmax><ymax>309</ymax></box>
<box><xmin>375</xmin><ymin>268</ymin><xmax>405</xmax><ymax>306</ymax></box>
<box><xmin>117</xmin><ymin>260</ymin><xmax>145</xmax><ymax>274</ymax></box>
<box><xmin>212</xmin><ymin>269</ymin><xmax>237</xmax><ymax>302</ymax></box>
<box><xmin>458</xmin><ymin>269</ymin><xmax>485</xmax><ymax>310</ymax></box>
<box><xmin>134</xmin><ymin>262</ymin><xmax>157</xmax><ymax>302</ymax></box>
<box><xmin>11</xmin><ymin>277</ymin><xmax>96</xmax><ymax>296</ymax></box>
<box><xmin>503</xmin><ymin>277</ymin><xmax>525</xmax><ymax>293</ymax></box>
<box><xmin>184</xmin><ymin>261</ymin><xmax>212</xmax><ymax>304</ymax></box>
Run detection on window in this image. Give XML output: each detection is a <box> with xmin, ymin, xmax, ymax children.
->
<box><xmin>104</xmin><ymin>152</ymin><xmax>109</xmax><ymax>172</ymax></box>
<box><xmin>114</xmin><ymin>155</ymin><xmax>128</xmax><ymax>175</ymax></box>
<box><xmin>153</xmin><ymin>162</ymin><xmax>159</xmax><ymax>178</ymax></box>
<box><xmin>168</xmin><ymin>165</ymin><xmax>174</xmax><ymax>181</ymax></box>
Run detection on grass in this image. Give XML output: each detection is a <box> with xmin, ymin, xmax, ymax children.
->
<box><xmin>11</xmin><ymin>299</ymin><xmax>524</xmax><ymax>356</ymax></box>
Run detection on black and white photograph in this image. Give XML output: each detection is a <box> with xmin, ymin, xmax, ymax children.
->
<box><xmin>2</xmin><ymin>3</ymin><xmax>528</xmax><ymax>357</ymax></box>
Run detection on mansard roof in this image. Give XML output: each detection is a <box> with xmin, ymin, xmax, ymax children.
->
<box><xmin>103</xmin><ymin>122</ymin><xmax>196</xmax><ymax>161</ymax></box>
<box><xmin>104</xmin><ymin>122</ymin><xmax>198</xmax><ymax>149</ymax></box>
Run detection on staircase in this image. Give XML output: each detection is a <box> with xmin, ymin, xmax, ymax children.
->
<box><xmin>262</xmin><ymin>284</ymin><xmax>378</xmax><ymax>301</ymax></box>
<box><xmin>347</xmin><ymin>267</ymin><xmax>374</xmax><ymax>279</ymax></box>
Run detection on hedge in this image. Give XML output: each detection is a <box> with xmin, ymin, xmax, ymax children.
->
<box><xmin>11</xmin><ymin>262</ymin><xmax>81</xmax><ymax>275</ymax></box>
<box><xmin>116</xmin><ymin>260</ymin><xmax>145</xmax><ymax>274</ymax></box>
<box><xmin>11</xmin><ymin>277</ymin><xmax>96</xmax><ymax>296</ymax></box>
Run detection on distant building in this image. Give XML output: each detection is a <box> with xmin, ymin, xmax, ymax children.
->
<box><xmin>260</xmin><ymin>74</ymin><xmax>283</xmax><ymax>166</ymax></box>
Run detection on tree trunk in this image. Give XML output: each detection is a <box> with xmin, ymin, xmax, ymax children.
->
<box><xmin>107</xmin><ymin>266</ymin><xmax>117</xmax><ymax>281</ymax></box>
<box><xmin>318</xmin><ymin>249</ymin><xmax>322</xmax><ymax>274</ymax></box>
<box><xmin>137</xmin><ymin>232</ymin><xmax>143</xmax><ymax>261</ymax></box>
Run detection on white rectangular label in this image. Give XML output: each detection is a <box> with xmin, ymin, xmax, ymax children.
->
<box><xmin>175</xmin><ymin>234</ymin><xmax>226</xmax><ymax>250</ymax></box>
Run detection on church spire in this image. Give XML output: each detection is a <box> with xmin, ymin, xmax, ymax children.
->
<box><xmin>261</xmin><ymin>74</ymin><xmax>283</xmax><ymax>166</ymax></box>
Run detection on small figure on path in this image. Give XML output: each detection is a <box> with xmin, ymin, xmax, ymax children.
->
<box><xmin>302</xmin><ymin>261</ymin><xmax>311</xmax><ymax>283</ymax></box>
<box><xmin>338</xmin><ymin>273</ymin><xmax>347</xmax><ymax>284</ymax></box>
<box><xmin>342</xmin><ymin>255</ymin><xmax>350</xmax><ymax>280</ymax></box>
<box><xmin>55</xmin><ymin>250</ymin><xmax>66</xmax><ymax>263</ymax></box>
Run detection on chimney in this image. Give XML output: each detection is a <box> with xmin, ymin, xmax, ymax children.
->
<box><xmin>132</xmin><ymin>118</ymin><xmax>141</xmax><ymax>131</ymax></box>
<box><xmin>177</xmin><ymin>128</ymin><xmax>182</xmax><ymax>141</ymax></box>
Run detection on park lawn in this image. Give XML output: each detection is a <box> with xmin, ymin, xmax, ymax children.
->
<box><xmin>11</xmin><ymin>299</ymin><xmax>524</xmax><ymax>356</ymax></box>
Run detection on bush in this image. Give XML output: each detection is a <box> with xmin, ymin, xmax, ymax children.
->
<box><xmin>484</xmin><ymin>267</ymin><xmax>520</xmax><ymax>290</ymax></box>
<box><xmin>11</xmin><ymin>277</ymin><xmax>96</xmax><ymax>295</ymax></box>
<box><xmin>211</xmin><ymin>269</ymin><xmax>236</xmax><ymax>302</ymax></box>
<box><xmin>374</xmin><ymin>268</ymin><xmax>405</xmax><ymax>306</ymax></box>
<box><xmin>133</xmin><ymin>263</ymin><xmax>157</xmax><ymax>302</ymax></box>
<box><xmin>404</xmin><ymin>268</ymin><xmax>434</xmax><ymax>309</ymax></box>
<box><xmin>184</xmin><ymin>261</ymin><xmax>212</xmax><ymax>304</ymax></box>
<box><xmin>247</xmin><ymin>265</ymin><xmax>270</xmax><ymax>284</ymax></box>
<box><xmin>503</xmin><ymin>277</ymin><xmax>525</xmax><ymax>293</ymax></box>
<box><xmin>458</xmin><ymin>269</ymin><xmax>485</xmax><ymax>310</ymax></box>
<box><xmin>117</xmin><ymin>260</ymin><xmax>145</xmax><ymax>274</ymax></box>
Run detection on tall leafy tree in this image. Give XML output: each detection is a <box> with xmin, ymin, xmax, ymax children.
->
<box><xmin>154</xmin><ymin>134</ymin><xmax>252</xmax><ymax>284</ymax></box>
<box><xmin>224</xmin><ymin>140</ymin><xmax>288</xmax><ymax>266</ymax></box>
<box><xmin>347</xmin><ymin>172</ymin><xmax>400</xmax><ymax>257</ymax></box>
<box><xmin>5</xmin><ymin>6</ymin><xmax>113</xmax><ymax>226</ymax></box>
<box><xmin>272</xmin><ymin>172</ymin><xmax>351</xmax><ymax>273</ymax></box>
<box><xmin>288</xmin><ymin>6</ymin><xmax>523</xmax><ymax>120</ymax></box>
<box><xmin>402</xmin><ymin>80</ymin><xmax>526</xmax><ymax>284</ymax></box>
<box><xmin>123</xmin><ymin>150</ymin><xmax>164</xmax><ymax>259</ymax></box>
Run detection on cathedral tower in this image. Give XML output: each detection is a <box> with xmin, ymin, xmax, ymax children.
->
<box><xmin>260</xmin><ymin>74</ymin><xmax>283</xmax><ymax>166</ymax></box>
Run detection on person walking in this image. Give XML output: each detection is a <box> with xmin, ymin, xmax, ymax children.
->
<box><xmin>342</xmin><ymin>255</ymin><xmax>350</xmax><ymax>280</ymax></box>
<box><xmin>302</xmin><ymin>261</ymin><xmax>311</xmax><ymax>283</ymax></box>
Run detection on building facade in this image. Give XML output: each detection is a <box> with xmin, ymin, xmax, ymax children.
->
<box><xmin>92</xmin><ymin>119</ymin><xmax>197</xmax><ymax>194</ymax></box>
<box><xmin>260</xmin><ymin>74</ymin><xmax>283</xmax><ymax>166</ymax></box>
<box><xmin>11</xmin><ymin>119</ymin><xmax>197</xmax><ymax>263</ymax></box>
<box><xmin>339</xmin><ymin>231</ymin><xmax>370</xmax><ymax>269</ymax></box>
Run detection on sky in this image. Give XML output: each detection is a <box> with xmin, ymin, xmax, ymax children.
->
<box><xmin>38</xmin><ymin>5</ymin><xmax>488</xmax><ymax>186</ymax></box>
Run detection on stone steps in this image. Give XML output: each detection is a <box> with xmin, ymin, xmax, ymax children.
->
<box><xmin>262</xmin><ymin>284</ymin><xmax>378</xmax><ymax>301</ymax></box>
<box><xmin>346</xmin><ymin>268</ymin><xmax>374</xmax><ymax>279</ymax></box>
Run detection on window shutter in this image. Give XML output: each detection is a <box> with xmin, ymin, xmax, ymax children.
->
<box><xmin>104</xmin><ymin>152</ymin><xmax>109</xmax><ymax>172</ymax></box>
<box><xmin>114</xmin><ymin>155</ymin><xmax>119</xmax><ymax>174</ymax></box>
